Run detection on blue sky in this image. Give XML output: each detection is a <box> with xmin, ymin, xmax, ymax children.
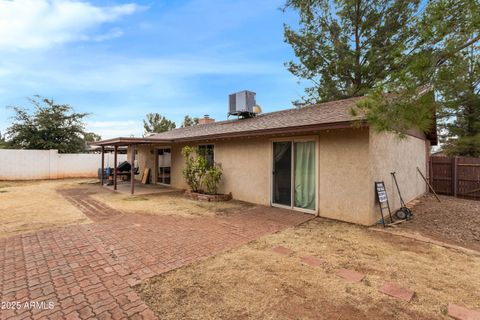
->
<box><xmin>0</xmin><ymin>0</ymin><xmax>304</xmax><ymax>139</ymax></box>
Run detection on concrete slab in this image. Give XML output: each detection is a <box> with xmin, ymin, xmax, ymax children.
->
<box><xmin>300</xmin><ymin>256</ymin><xmax>322</xmax><ymax>266</ymax></box>
<box><xmin>271</xmin><ymin>246</ymin><xmax>293</xmax><ymax>255</ymax></box>
<box><xmin>336</xmin><ymin>268</ymin><xmax>365</xmax><ymax>283</ymax></box>
<box><xmin>448</xmin><ymin>303</ymin><xmax>480</xmax><ymax>320</ymax></box>
<box><xmin>379</xmin><ymin>282</ymin><xmax>415</xmax><ymax>302</ymax></box>
<box><xmin>103</xmin><ymin>183</ymin><xmax>180</xmax><ymax>195</ymax></box>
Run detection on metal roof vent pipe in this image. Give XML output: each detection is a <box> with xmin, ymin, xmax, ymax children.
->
<box><xmin>199</xmin><ymin>115</ymin><xmax>215</xmax><ymax>125</ymax></box>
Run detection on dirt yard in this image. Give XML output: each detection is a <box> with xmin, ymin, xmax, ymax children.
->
<box><xmin>398</xmin><ymin>194</ymin><xmax>480</xmax><ymax>252</ymax></box>
<box><xmin>0</xmin><ymin>180</ymin><xmax>90</xmax><ymax>238</ymax></box>
<box><xmin>87</xmin><ymin>183</ymin><xmax>253</xmax><ymax>217</ymax></box>
<box><xmin>138</xmin><ymin>217</ymin><xmax>480</xmax><ymax>320</ymax></box>
<box><xmin>1</xmin><ymin>180</ymin><xmax>479</xmax><ymax>318</ymax></box>
<box><xmin>0</xmin><ymin>179</ymin><xmax>253</xmax><ymax>237</ymax></box>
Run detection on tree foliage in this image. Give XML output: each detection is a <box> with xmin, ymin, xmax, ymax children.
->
<box><xmin>356</xmin><ymin>0</ymin><xmax>480</xmax><ymax>140</ymax></box>
<box><xmin>143</xmin><ymin>113</ymin><xmax>176</xmax><ymax>134</ymax></box>
<box><xmin>0</xmin><ymin>131</ymin><xmax>6</xmax><ymax>149</ymax></box>
<box><xmin>437</xmin><ymin>46</ymin><xmax>480</xmax><ymax>156</ymax></box>
<box><xmin>285</xmin><ymin>0</ymin><xmax>480</xmax><ymax>154</ymax></box>
<box><xmin>284</xmin><ymin>0</ymin><xmax>420</xmax><ymax>103</ymax></box>
<box><xmin>84</xmin><ymin>132</ymin><xmax>102</xmax><ymax>142</ymax></box>
<box><xmin>5</xmin><ymin>96</ymin><xmax>89</xmax><ymax>153</ymax></box>
<box><xmin>181</xmin><ymin>115</ymin><xmax>199</xmax><ymax>127</ymax></box>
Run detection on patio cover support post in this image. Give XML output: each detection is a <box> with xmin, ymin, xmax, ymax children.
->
<box><xmin>114</xmin><ymin>145</ymin><xmax>118</xmax><ymax>190</ymax></box>
<box><xmin>100</xmin><ymin>146</ymin><xmax>105</xmax><ymax>186</ymax></box>
<box><xmin>130</xmin><ymin>144</ymin><xmax>135</xmax><ymax>195</ymax></box>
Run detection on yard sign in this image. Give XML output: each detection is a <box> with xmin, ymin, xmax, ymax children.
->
<box><xmin>375</xmin><ymin>182</ymin><xmax>388</xmax><ymax>203</ymax></box>
<box><xmin>375</xmin><ymin>181</ymin><xmax>392</xmax><ymax>227</ymax></box>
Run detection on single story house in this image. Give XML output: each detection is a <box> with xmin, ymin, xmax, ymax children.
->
<box><xmin>93</xmin><ymin>95</ymin><xmax>436</xmax><ymax>226</ymax></box>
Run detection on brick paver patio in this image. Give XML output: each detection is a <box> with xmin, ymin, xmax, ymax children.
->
<box><xmin>0</xmin><ymin>189</ymin><xmax>311</xmax><ymax>319</ymax></box>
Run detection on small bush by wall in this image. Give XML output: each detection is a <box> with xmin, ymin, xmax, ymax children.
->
<box><xmin>181</xmin><ymin>146</ymin><xmax>224</xmax><ymax>195</ymax></box>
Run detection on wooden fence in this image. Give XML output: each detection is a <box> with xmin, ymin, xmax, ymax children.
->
<box><xmin>430</xmin><ymin>156</ymin><xmax>480</xmax><ymax>200</ymax></box>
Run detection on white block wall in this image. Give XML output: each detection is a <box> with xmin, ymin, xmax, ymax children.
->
<box><xmin>0</xmin><ymin>149</ymin><xmax>126</xmax><ymax>180</ymax></box>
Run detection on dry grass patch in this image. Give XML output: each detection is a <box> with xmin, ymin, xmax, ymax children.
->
<box><xmin>138</xmin><ymin>218</ymin><xmax>480</xmax><ymax>320</ymax></box>
<box><xmin>0</xmin><ymin>179</ymin><xmax>91</xmax><ymax>238</ymax></box>
<box><xmin>89</xmin><ymin>185</ymin><xmax>253</xmax><ymax>217</ymax></box>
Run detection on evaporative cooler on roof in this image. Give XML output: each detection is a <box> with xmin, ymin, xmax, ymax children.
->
<box><xmin>228</xmin><ymin>90</ymin><xmax>256</xmax><ymax>118</ymax></box>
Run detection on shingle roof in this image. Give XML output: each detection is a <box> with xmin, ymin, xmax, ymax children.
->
<box><xmin>147</xmin><ymin>96</ymin><xmax>365</xmax><ymax>142</ymax></box>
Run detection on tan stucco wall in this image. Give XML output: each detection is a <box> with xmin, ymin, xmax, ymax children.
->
<box><xmin>318</xmin><ymin>128</ymin><xmax>372</xmax><ymax>225</ymax></box>
<box><xmin>170</xmin><ymin>143</ymin><xmax>189</xmax><ymax>189</ymax></box>
<box><xmin>129</xmin><ymin>126</ymin><xmax>428</xmax><ymax>226</ymax></box>
<box><xmin>127</xmin><ymin>144</ymin><xmax>164</xmax><ymax>183</ymax></box>
<box><xmin>368</xmin><ymin>128</ymin><xmax>428</xmax><ymax>224</ymax></box>
<box><xmin>216</xmin><ymin>138</ymin><xmax>271</xmax><ymax>205</ymax></box>
<box><xmin>169</xmin><ymin>138</ymin><xmax>271</xmax><ymax>205</ymax></box>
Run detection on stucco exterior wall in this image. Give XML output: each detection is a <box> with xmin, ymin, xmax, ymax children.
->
<box><xmin>170</xmin><ymin>143</ymin><xmax>189</xmax><ymax>189</ymax></box>
<box><xmin>168</xmin><ymin>139</ymin><xmax>271</xmax><ymax>205</ymax></box>
<box><xmin>214</xmin><ymin>138</ymin><xmax>271</xmax><ymax>205</ymax></box>
<box><xmin>129</xmin><ymin>145</ymin><xmax>157</xmax><ymax>183</ymax></box>
<box><xmin>318</xmin><ymin>128</ymin><xmax>372</xmax><ymax>225</ymax></box>
<box><xmin>368</xmin><ymin>128</ymin><xmax>428</xmax><ymax>224</ymax></box>
<box><xmin>130</xmin><ymin>126</ymin><xmax>428</xmax><ymax>226</ymax></box>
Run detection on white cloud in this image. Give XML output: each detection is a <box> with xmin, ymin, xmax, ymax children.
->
<box><xmin>87</xmin><ymin>120</ymin><xmax>141</xmax><ymax>128</ymax></box>
<box><xmin>86</xmin><ymin>120</ymin><xmax>143</xmax><ymax>138</ymax></box>
<box><xmin>0</xmin><ymin>0</ymin><xmax>142</xmax><ymax>49</ymax></box>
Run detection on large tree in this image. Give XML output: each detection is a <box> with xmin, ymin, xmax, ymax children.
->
<box><xmin>284</xmin><ymin>0</ymin><xmax>420</xmax><ymax>103</ymax></box>
<box><xmin>181</xmin><ymin>115</ymin><xmax>199</xmax><ymax>128</ymax></box>
<box><xmin>285</xmin><ymin>0</ymin><xmax>480</xmax><ymax>151</ymax></box>
<box><xmin>355</xmin><ymin>0</ymin><xmax>479</xmax><ymax>137</ymax></box>
<box><xmin>437</xmin><ymin>46</ymin><xmax>480</xmax><ymax>156</ymax></box>
<box><xmin>5</xmin><ymin>96</ymin><xmax>89</xmax><ymax>153</ymax></box>
<box><xmin>143</xmin><ymin>112</ymin><xmax>176</xmax><ymax>134</ymax></box>
<box><xmin>0</xmin><ymin>131</ymin><xmax>6</xmax><ymax>148</ymax></box>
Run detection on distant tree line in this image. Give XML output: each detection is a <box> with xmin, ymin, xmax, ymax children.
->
<box><xmin>143</xmin><ymin>114</ymin><xmax>200</xmax><ymax>134</ymax></box>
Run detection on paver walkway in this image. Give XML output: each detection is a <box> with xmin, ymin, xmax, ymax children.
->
<box><xmin>0</xmin><ymin>188</ymin><xmax>311</xmax><ymax>319</ymax></box>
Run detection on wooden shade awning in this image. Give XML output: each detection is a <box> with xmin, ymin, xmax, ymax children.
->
<box><xmin>90</xmin><ymin>137</ymin><xmax>171</xmax><ymax>147</ymax></box>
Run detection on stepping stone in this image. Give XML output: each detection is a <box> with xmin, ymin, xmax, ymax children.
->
<box><xmin>300</xmin><ymin>256</ymin><xmax>322</xmax><ymax>266</ymax></box>
<box><xmin>271</xmin><ymin>246</ymin><xmax>292</xmax><ymax>255</ymax></box>
<box><xmin>448</xmin><ymin>303</ymin><xmax>480</xmax><ymax>320</ymax></box>
<box><xmin>379</xmin><ymin>282</ymin><xmax>415</xmax><ymax>302</ymax></box>
<box><xmin>336</xmin><ymin>268</ymin><xmax>365</xmax><ymax>283</ymax></box>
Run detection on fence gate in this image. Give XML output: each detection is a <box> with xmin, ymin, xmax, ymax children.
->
<box><xmin>430</xmin><ymin>156</ymin><xmax>480</xmax><ymax>200</ymax></box>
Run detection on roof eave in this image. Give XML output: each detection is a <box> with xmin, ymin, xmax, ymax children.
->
<box><xmin>91</xmin><ymin>120</ymin><xmax>367</xmax><ymax>146</ymax></box>
<box><xmin>170</xmin><ymin>120</ymin><xmax>367</xmax><ymax>142</ymax></box>
<box><xmin>90</xmin><ymin>137</ymin><xmax>172</xmax><ymax>146</ymax></box>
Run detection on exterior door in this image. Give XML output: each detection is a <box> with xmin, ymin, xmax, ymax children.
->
<box><xmin>157</xmin><ymin>148</ymin><xmax>171</xmax><ymax>185</ymax></box>
<box><xmin>272</xmin><ymin>142</ymin><xmax>292</xmax><ymax>206</ymax></box>
<box><xmin>272</xmin><ymin>140</ymin><xmax>316</xmax><ymax>212</ymax></box>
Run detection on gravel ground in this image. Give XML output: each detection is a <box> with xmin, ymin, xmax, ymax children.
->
<box><xmin>398</xmin><ymin>194</ymin><xmax>480</xmax><ymax>251</ymax></box>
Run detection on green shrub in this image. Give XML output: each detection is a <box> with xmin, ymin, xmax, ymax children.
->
<box><xmin>181</xmin><ymin>146</ymin><xmax>223</xmax><ymax>195</ymax></box>
<box><xmin>181</xmin><ymin>146</ymin><xmax>204</xmax><ymax>192</ymax></box>
<box><xmin>204</xmin><ymin>163</ymin><xmax>223</xmax><ymax>195</ymax></box>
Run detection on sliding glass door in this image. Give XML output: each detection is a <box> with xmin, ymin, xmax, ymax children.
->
<box><xmin>273</xmin><ymin>142</ymin><xmax>292</xmax><ymax>206</ymax></box>
<box><xmin>272</xmin><ymin>140</ymin><xmax>316</xmax><ymax>212</ymax></box>
<box><xmin>157</xmin><ymin>148</ymin><xmax>171</xmax><ymax>185</ymax></box>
